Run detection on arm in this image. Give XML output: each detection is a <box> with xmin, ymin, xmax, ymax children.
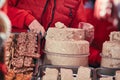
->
<box><xmin>7</xmin><ymin>0</ymin><xmax>45</xmax><ymax>36</ymax></box>
<box><xmin>7</xmin><ymin>0</ymin><xmax>35</xmax><ymax>30</ymax></box>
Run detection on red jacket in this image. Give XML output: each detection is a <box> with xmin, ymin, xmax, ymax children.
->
<box><xmin>7</xmin><ymin>0</ymin><xmax>86</xmax><ymax>32</ymax></box>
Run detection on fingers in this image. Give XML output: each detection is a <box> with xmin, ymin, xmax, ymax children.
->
<box><xmin>28</xmin><ymin>20</ymin><xmax>46</xmax><ymax>37</ymax></box>
<box><xmin>30</xmin><ymin>26</ymin><xmax>46</xmax><ymax>37</ymax></box>
<box><xmin>38</xmin><ymin>26</ymin><xmax>46</xmax><ymax>37</ymax></box>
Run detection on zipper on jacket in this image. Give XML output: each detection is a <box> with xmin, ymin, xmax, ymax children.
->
<box><xmin>46</xmin><ymin>0</ymin><xmax>56</xmax><ymax>31</ymax></box>
<box><xmin>69</xmin><ymin>8</ymin><xmax>73</xmax><ymax>17</ymax></box>
<box><xmin>68</xmin><ymin>7</ymin><xmax>74</xmax><ymax>27</ymax></box>
<box><xmin>40</xmin><ymin>0</ymin><xmax>49</xmax><ymax>24</ymax></box>
<box><xmin>68</xmin><ymin>1</ymin><xmax>81</xmax><ymax>28</ymax></box>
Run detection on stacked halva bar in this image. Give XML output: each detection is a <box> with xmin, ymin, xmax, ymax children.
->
<box><xmin>101</xmin><ymin>31</ymin><xmax>120</xmax><ymax>68</ymax></box>
<box><xmin>42</xmin><ymin>66</ymin><xmax>92</xmax><ymax>80</ymax></box>
<box><xmin>44</xmin><ymin>22</ymin><xmax>94</xmax><ymax>67</ymax></box>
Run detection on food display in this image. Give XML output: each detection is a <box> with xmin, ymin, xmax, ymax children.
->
<box><xmin>4</xmin><ymin>32</ymin><xmax>40</xmax><ymax>80</ymax></box>
<box><xmin>42</xmin><ymin>68</ymin><xmax>59</xmax><ymax>80</ymax></box>
<box><xmin>101</xmin><ymin>57</ymin><xmax>120</xmax><ymax>68</ymax></box>
<box><xmin>45</xmin><ymin>40</ymin><xmax>89</xmax><ymax>55</ymax></box>
<box><xmin>43</xmin><ymin>50</ymin><xmax>88</xmax><ymax>66</ymax></box>
<box><xmin>101</xmin><ymin>31</ymin><xmax>120</xmax><ymax>68</ymax></box>
<box><xmin>44</xmin><ymin>22</ymin><xmax>89</xmax><ymax>66</ymax></box>
<box><xmin>77</xmin><ymin>66</ymin><xmax>91</xmax><ymax>80</ymax></box>
<box><xmin>45</xmin><ymin>22</ymin><xmax>89</xmax><ymax>55</ymax></box>
<box><xmin>37</xmin><ymin>65</ymin><xmax>94</xmax><ymax>80</ymax></box>
<box><xmin>5</xmin><ymin>22</ymin><xmax>120</xmax><ymax>80</ymax></box>
<box><xmin>102</xmin><ymin>41</ymin><xmax>120</xmax><ymax>59</ymax></box>
<box><xmin>46</xmin><ymin>27</ymin><xmax>85</xmax><ymax>41</ymax></box>
<box><xmin>60</xmin><ymin>68</ymin><xmax>74</xmax><ymax>80</ymax></box>
<box><xmin>97</xmin><ymin>31</ymin><xmax>120</xmax><ymax>80</ymax></box>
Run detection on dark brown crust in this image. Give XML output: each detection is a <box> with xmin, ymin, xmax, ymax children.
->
<box><xmin>4</xmin><ymin>32</ymin><xmax>41</xmax><ymax>80</ymax></box>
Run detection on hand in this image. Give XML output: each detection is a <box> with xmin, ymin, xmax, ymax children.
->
<box><xmin>28</xmin><ymin>19</ymin><xmax>45</xmax><ymax>37</ymax></box>
<box><xmin>78</xmin><ymin>22</ymin><xmax>94</xmax><ymax>44</ymax></box>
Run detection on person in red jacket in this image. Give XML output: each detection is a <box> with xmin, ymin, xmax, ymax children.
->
<box><xmin>8</xmin><ymin>0</ymin><xmax>97</xmax><ymax>65</ymax></box>
<box><xmin>7</xmin><ymin>0</ymin><xmax>86</xmax><ymax>36</ymax></box>
<box><xmin>8</xmin><ymin>0</ymin><xmax>113</xmax><ymax>67</ymax></box>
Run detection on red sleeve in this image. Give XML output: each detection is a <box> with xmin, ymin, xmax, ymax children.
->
<box><xmin>71</xmin><ymin>0</ymin><xmax>87</xmax><ymax>28</ymax></box>
<box><xmin>7</xmin><ymin>0</ymin><xmax>35</xmax><ymax>29</ymax></box>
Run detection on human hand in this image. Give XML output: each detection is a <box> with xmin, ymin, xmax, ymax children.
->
<box><xmin>78</xmin><ymin>22</ymin><xmax>94</xmax><ymax>44</ymax></box>
<box><xmin>28</xmin><ymin>19</ymin><xmax>45</xmax><ymax>37</ymax></box>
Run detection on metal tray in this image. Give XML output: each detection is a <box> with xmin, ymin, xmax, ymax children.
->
<box><xmin>35</xmin><ymin>65</ymin><xmax>95</xmax><ymax>80</ymax></box>
<box><xmin>95</xmin><ymin>67</ymin><xmax>120</xmax><ymax>80</ymax></box>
